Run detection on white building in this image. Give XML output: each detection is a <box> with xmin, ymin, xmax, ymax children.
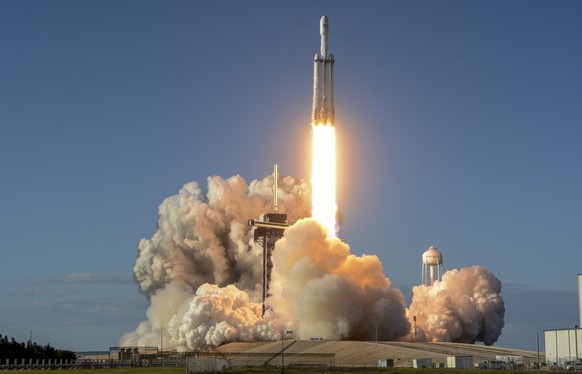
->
<box><xmin>544</xmin><ymin>274</ymin><xmax>582</xmax><ymax>365</ymax></box>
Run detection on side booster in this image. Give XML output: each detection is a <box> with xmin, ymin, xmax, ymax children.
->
<box><xmin>312</xmin><ymin>15</ymin><xmax>335</xmax><ymax>126</ymax></box>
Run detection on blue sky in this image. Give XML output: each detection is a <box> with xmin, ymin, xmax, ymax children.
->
<box><xmin>1</xmin><ymin>0</ymin><xmax>581</xmax><ymax>351</ymax></box>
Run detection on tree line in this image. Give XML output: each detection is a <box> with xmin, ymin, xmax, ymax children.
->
<box><xmin>0</xmin><ymin>334</ymin><xmax>76</xmax><ymax>360</ymax></box>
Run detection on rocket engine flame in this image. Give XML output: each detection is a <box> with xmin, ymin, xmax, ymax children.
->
<box><xmin>311</xmin><ymin>124</ymin><xmax>338</xmax><ymax>237</ymax></box>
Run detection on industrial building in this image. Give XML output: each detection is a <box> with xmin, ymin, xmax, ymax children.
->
<box><xmin>543</xmin><ymin>274</ymin><xmax>582</xmax><ymax>365</ymax></box>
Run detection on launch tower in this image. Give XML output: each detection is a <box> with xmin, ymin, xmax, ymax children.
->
<box><xmin>248</xmin><ymin>165</ymin><xmax>287</xmax><ymax>316</ymax></box>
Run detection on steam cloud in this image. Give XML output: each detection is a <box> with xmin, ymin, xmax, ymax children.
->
<box><xmin>119</xmin><ymin>173</ymin><xmax>504</xmax><ymax>350</ymax></box>
<box><xmin>268</xmin><ymin>218</ymin><xmax>410</xmax><ymax>341</ymax></box>
<box><xmin>407</xmin><ymin>266</ymin><xmax>505</xmax><ymax>345</ymax></box>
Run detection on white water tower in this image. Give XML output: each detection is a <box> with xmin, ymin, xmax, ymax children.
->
<box><xmin>421</xmin><ymin>245</ymin><xmax>444</xmax><ymax>286</ymax></box>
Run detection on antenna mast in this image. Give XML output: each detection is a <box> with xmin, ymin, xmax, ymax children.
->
<box><xmin>273</xmin><ymin>164</ymin><xmax>278</xmax><ymax>212</ymax></box>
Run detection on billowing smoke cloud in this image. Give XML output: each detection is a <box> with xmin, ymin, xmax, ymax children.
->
<box><xmin>174</xmin><ymin>283</ymin><xmax>282</xmax><ymax>348</ymax></box>
<box><xmin>133</xmin><ymin>175</ymin><xmax>310</xmax><ymax>297</ymax></box>
<box><xmin>407</xmin><ymin>266</ymin><xmax>505</xmax><ymax>345</ymax></box>
<box><xmin>120</xmin><ymin>174</ymin><xmax>310</xmax><ymax>349</ymax></box>
<box><xmin>267</xmin><ymin>218</ymin><xmax>410</xmax><ymax>341</ymax></box>
<box><xmin>119</xmin><ymin>173</ymin><xmax>504</xmax><ymax>350</ymax></box>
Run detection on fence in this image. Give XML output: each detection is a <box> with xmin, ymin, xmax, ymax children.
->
<box><xmin>189</xmin><ymin>351</ymin><xmax>336</xmax><ymax>371</ymax></box>
<box><xmin>0</xmin><ymin>358</ymin><xmax>79</xmax><ymax>370</ymax></box>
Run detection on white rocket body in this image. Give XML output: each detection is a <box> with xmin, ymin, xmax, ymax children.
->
<box><xmin>312</xmin><ymin>16</ymin><xmax>335</xmax><ymax>125</ymax></box>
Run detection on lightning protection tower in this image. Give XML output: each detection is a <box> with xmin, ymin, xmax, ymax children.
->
<box><xmin>421</xmin><ymin>245</ymin><xmax>444</xmax><ymax>286</ymax></box>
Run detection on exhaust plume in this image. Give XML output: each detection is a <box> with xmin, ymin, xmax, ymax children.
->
<box><xmin>120</xmin><ymin>173</ymin><xmax>504</xmax><ymax>349</ymax></box>
<box><xmin>407</xmin><ymin>265</ymin><xmax>505</xmax><ymax>345</ymax></box>
<box><xmin>120</xmin><ymin>174</ymin><xmax>309</xmax><ymax>349</ymax></box>
<box><xmin>267</xmin><ymin>218</ymin><xmax>410</xmax><ymax>340</ymax></box>
<box><xmin>133</xmin><ymin>175</ymin><xmax>310</xmax><ymax>297</ymax></box>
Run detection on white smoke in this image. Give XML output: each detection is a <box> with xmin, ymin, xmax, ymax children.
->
<box><xmin>407</xmin><ymin>266</ymin><xmax>505</xmax><ymax>345</ymax></box>
<box><xmin>119</xmin><ymin>173</ymin><xmax>504</xmax><ymax>350</ymax></box>
<box><xmin>175</xmin><ymin>283</ymin><xmax>282</xmax><ymax>349</ymax></box>
<box><xmin>133</xmin><ymin>175</ymin><xmax>310</xmax><ymax>297</ymax></box>
<box><xmin>267</xmin><ymin>218</ymin><xmax>410</xmax><ymax>340</ymax></box>
<box><xmin>120</xmin><ymin>174</ymin><xmax>310</xmax><ymax>350</ymax></box>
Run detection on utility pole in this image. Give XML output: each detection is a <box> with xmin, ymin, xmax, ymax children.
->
<box><xmin>281</xmin><ymin>333</ymin><xmax>285</xmax><ymax>374</ymax></box>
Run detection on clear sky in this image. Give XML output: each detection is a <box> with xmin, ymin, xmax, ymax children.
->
<box><xmin>1</xmin><ymin>0</ymin><xmax>581</xmax><ymax>352</ymax></box>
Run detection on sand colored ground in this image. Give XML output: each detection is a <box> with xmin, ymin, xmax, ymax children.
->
<box><xmin>215</xmin><ymin>340</ymin><xmax>541</xmax><ymax>367</ymax></box>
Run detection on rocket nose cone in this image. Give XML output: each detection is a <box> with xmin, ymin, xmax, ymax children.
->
<box><xmin>320</xmin><ymin>15</ymin><xmax>328</xmax><ymax>34</ymax></box>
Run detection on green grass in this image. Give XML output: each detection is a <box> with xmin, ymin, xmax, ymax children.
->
<box><xmin>14</xmin><ymin>368</ymin><xmax>184</xmax><ymax>374</ymax></box>
<box><xmin>11</xmin><ymin>368</ymin><xmax>564</xmax><ymax>374</ymax></box>
<box><xmin>231</xmin><ymin>370</ymin><xmax>562</xmax><ymax>374</ymax></box>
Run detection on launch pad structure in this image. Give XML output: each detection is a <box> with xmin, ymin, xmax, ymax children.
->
<box><xmin>248</xmin><ymin>164</ymin><xmax>288</xmax><ymax>315</ymax></box>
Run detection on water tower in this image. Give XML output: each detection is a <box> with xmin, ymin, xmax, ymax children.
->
<box><xmin>421</xmin><ymin>245</ymin><xmax>444</xmax><ymax>286</ymax></box>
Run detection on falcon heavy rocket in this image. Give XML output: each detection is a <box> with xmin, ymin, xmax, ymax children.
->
<box><xmin>312</xmin><ymin>15</ymin><xmax>335</xmax><ymax>126</ymax></box>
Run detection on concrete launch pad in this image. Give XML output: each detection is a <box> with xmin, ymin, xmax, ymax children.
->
<box><xmin>215</xmin><ymin>340</ymin><xmax>542</xmax><ymax>367</ymax></box>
